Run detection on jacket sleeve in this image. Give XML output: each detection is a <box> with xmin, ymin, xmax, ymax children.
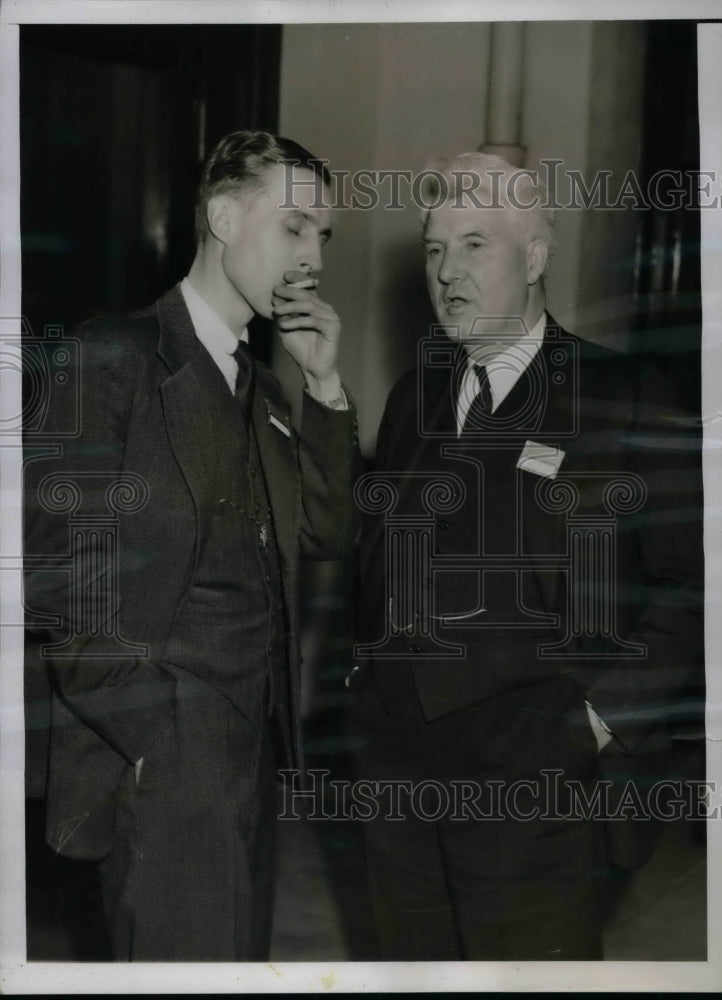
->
<box><xmin>23</xmin><ymin>321</ymin><xmax>176</xmax><ymax>764</ymax></box>
<box><xmin>295</xmin><ymin>387</ymin><xmax>360</xmax><ymax>560</ymax></box>
<box><xmin>583</xmin><ymin>362</ymin><xmax>704</xmax><ymax>753</ymax></box>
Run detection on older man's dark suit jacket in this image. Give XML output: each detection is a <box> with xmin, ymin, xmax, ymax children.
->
<box><xmin>357</xmin><ymin>318</ymin><xmax>703</xmax><ymax>858</ymax></box>
<box><xmin>24</xmin><ymin>284</ymin><xmax>357</xmax><ymax>862</ymax></box>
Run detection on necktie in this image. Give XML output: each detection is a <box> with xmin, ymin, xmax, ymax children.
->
<box><xmin>233</xmin><ymin>340</ymin><xmax>255</xmax><ymax>424</ymax></box>
<box><xmin>462</xmin><ymin>363</ymin><xmax>493</xmax><ymax>434</ymax></box>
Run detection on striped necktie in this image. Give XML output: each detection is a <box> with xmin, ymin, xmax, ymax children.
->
<box><xmin>462</xmin><ymin>363</ymin><xmax>493</xmax><ymax>434</ymax></box>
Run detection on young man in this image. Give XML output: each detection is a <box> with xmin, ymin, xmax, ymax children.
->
<box><xmin>24</xmin><ymin>130</ymin><xmax>357</xmax><ymax>960</ymax></box>
<box><xmin>350</xmin><ymin>152</ymin><xmax>703</xmax><ymax>960</ymax></box>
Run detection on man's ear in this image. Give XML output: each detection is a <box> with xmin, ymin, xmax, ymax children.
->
<box><xmin>526</xmin><ymin>238</ymin><xmax>548</xmax><ymax>285</ymax></box>
<box><xmin>206</xmin><ymin>195</ymin><xmax>235</xmax><ymax>246</ymax></box>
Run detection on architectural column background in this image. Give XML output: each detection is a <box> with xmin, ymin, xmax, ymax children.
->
<box><xmin>278</xmin><ymin>21</ymin><xmax>649</xmax><ymax>456</ymax></box>
<box><xmin>481</xmin><ymin>22</ymin><xmax>525</xmax><ymax>165</ymax></box>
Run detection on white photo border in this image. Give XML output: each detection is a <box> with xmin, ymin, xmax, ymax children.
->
<box><xmin>1</xmin><ymin>2</ymin><xmax>719</xmax><ymax>993</ymax></box>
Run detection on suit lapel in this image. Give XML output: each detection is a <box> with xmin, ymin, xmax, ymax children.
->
<box><xmin>156</xmin><ymin>285</ymin><xmax>220</xmax><ymax>516</ymax></box>
<box><xmin>411</xmin><ymin>350</ymin><xmax>459</xmax><ymax>471</ymax></box>
<box><xmin>156</xmin><ymin>285</ymin><xmax>299</xmax><ymax>573</ymax></box>
<box><xmin>425</xmin><ymin>363</ymin><xmax>458</xmax><ymax>437</ymax></box>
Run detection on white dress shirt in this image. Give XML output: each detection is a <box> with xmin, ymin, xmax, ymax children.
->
<box><xmin>455</xmin><ymin>311</ymin><xmax>547</xmax><ymax>436</ymax></box>
<box><xmin>180</xmin><ymin>276</ymin><xmax>247</xmax><ymax>394</ymax></box>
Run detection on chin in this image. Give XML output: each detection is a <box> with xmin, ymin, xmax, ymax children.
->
<box><xmin>254</xmin><ymin>299</ymin><xmax>275</xmax><ymax>321</ymax></box>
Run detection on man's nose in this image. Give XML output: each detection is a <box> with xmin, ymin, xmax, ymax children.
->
<box><xmin>299</xmin><ymin>238</ymin><xmax>323</xmax><ymax>274</ymax></box>
<box><xmin>437</xmin><ymin>249</ymin><xmax>460</xmax><ymax>284</ymax></box>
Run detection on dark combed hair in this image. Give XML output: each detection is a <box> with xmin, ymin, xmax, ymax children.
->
<box><xmin>194</xmin><ymin>130</ymin><xmax>331</xmax><ymax>242</ymax></box>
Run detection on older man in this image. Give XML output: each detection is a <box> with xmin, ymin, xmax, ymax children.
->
<box><xmin>349</xmin><ymin>153</ymin><xmax>703</xmax><ymax>960</ymax></box>
<box><xmin>24</xmin><ymin>130</ymin><xmax>357</xmax><ymax>960</ymax></box>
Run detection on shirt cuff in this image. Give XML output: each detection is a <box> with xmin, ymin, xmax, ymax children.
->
<box><xmin>304</xmin><ymin>383</ymin><xmax>350</xmax><ymax>410</ymax></box>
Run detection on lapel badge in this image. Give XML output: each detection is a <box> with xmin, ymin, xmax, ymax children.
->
<box><xmin>516</xmin><ymin>440</ymin><xmax>565</xmax><ymax>479</ymax></box>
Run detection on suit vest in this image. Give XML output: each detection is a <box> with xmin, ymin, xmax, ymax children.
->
<box><xmin>369</xmin><ymin>355</ymin><xmax>562</xmax><ymax>713</ymax></box>
<box><xmin>162</xmin><ymin>352</ymin><xmax>290</xmax><ymax>736</ymax></box>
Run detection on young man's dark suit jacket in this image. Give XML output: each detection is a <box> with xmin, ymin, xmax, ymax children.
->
<box><xmin>24</xmin><ymin>284</ymin><xmax>357</xmax><ymax>869</ymax></box>
<box><xmin>356</xmin><ymin>316</ymin><xmax>703</xmax><ymax>873</ymax></box>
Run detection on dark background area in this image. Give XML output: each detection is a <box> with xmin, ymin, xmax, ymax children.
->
<box><xmin>20</xmin><ymin>24</ymin><xmax>280</xmax><ymax>360</ymax></box>
<box><xmin>632</xmin><ymin>20</ymin><xmax>702</xmax><ymax>413</ymax></box>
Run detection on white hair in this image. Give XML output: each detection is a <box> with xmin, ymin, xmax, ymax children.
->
<box><xmin>418</xmin><ymin>151</ymin><xmax>557</xmax><ymax>266</ymax></box>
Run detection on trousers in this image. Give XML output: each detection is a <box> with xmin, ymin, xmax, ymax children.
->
<box><xmin>99</xmin><ymin>664</ymin><xmax>277</xmax><ymax>961</ymax></box>
<box><xmin>347</xmin><ymin>662</ymin><xmax>606</xmax><ymax>960</ymax></box>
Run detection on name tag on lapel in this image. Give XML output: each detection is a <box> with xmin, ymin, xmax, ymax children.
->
<box><xmin>265</xmin><ymin>403</ymin><xmax>291</xmax><ymax>438</ymax></box>
<box><xmin>516</xmin><ymin>440</ymin><xmax>565</xmax><ymax>479</ymax></box>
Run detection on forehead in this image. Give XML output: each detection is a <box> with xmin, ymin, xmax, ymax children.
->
<box><xmin>423</xmin><ymin>194</ymin><xmax>517</xmax><ymax>241</ymax></box>
<box><xmin>253</xmin><ymin>162</ymin><xmax>331</xmax><ymax>227</ymax></box>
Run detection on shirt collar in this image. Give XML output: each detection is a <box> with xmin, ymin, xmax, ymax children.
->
<box><xmin>456</xmin><ymin>311</ymin><xmax>547</xmax><ymax>434</ymax></box>
<box><xmin>180</xmin><ymin>276</ymin><xmax>249</xmax><ymax>355</ymax></box>
<box><xmin>465</xmin><ymin>311</ymin><xmax>546</xmax><ymax>371</ymax></box>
